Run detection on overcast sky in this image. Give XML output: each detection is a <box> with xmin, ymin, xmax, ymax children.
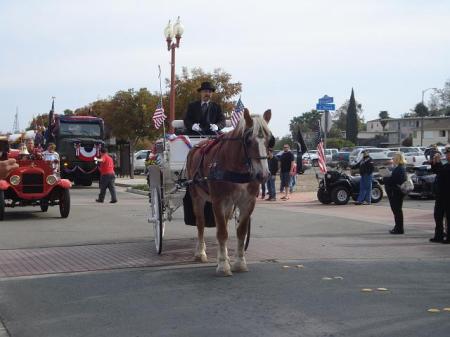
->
<box><xmin>1</xmin><ymin>0</ymin><xmax>449</xmax><ymax>137</ymax></box>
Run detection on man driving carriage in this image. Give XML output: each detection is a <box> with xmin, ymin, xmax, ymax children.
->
<box><xmin>183</xmin><ymin>81</ymin><xmax>226</xmax><ymax>135</ymax></box>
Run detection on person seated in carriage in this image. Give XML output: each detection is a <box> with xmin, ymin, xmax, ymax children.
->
<box><xmin>183</xmin><ymin>81</ymin><xmax>226</xmax><ymax>136</ymax></box>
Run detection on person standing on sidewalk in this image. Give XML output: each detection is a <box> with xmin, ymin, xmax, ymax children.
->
<box><xmin>354</xmin><ymin>150</ymin><xmax>374</xmax><ymax>205</ymax></box>
<box><xmin>96</xmin><ymin>148</ymin><xmax>118</xmax><ymax>204</ymax></box>
<box><xmin>429</xmin><ymin>147</ymin><xmax>450</xmax><ymax>243</ymax></box>
<box><xmin>279</xmin><ymin>144</ymin><xmax>295</xmax><ymax>200</ymax></box>
<box><xmin>383</xmin><ymin>152</ymin><xmax>407</xmax><ymax>234</ymax></box>
<box><xmin>266</xmin><ymin>149</ymin><xmax>278</xmax><ymax>201</ymax></box>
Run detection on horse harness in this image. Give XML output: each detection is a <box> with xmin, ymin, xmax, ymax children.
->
<box><xmin>189</xmin><ymin>128</ymin><xmax>273</xmax><ymax>186</ymax></box>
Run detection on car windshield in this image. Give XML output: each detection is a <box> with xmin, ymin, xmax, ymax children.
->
<box><xmin>59</xmin><ymin>122</ymin><xmax>102</xmax><ymax>137</ymax></box>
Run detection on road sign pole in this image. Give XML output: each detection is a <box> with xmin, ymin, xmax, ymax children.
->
<box><xmin>324</xmin><ymin>110</ymin><xmax>329</xmax><ymax>149</ymax></box>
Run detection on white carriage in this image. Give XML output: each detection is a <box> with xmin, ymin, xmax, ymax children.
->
<box><xmin>147</xmin><ymin>120</ymin><xmax>250</xmax><ymax>254</ymax></box>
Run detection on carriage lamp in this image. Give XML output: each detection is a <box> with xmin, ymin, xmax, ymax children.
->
<box><xmin>164</xmin><ymin>16</ymin><xmax>184</xmax><ymax>133</ymax></box>
<box><xmin>10</xmin><ymin>175</ymin><xmax>21</xmax><ymax>186</ymax></box>
<box><xmin>46</xmin><ymin>175</ymin><xmax>57</xmax><ymax>185</ymax></box>
<box><xmin>63</xmin><ymin>162</ymin><xmax>68</xmax><ymax>167</ymax></box>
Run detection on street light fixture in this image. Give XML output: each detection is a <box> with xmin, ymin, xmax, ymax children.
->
<box><xmin>419</xmin><ymin>87</ymin><xmax>437</xmax><ymax>146</ymax></box>
<box><xmin>164</xmin><ymin>17</ymin><xmax>184</xmax><ymax>133</ymax></box>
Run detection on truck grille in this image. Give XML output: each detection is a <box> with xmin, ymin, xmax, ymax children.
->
<box><xmin>22</xmin><ymin>173</ymin><xmax>44</xmax><ymax>193</ymax></box>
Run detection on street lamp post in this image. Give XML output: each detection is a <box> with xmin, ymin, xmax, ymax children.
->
<box><xmin>164</xmin><ymin>17</ymin><xmax>184</xmax><ymax>133</ymax></box>
<box><xmin>420</xmin><ymin>87</ymin><xmax>437</xmax><ymax>146</ymax></box>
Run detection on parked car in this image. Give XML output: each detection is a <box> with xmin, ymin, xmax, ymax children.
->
<box><xmin>349</xmin><ymin>147</ymin><xmax>388</xmax><ymax>166</ymax></box>
<box><xmin>303</xmin><ymin>150</ymin><xmax>319</xmax><ymax>166</ymax></box>
<box><xmin>325</xmin><ymin>149</ymin><xmax>339</xmax><ymax>163</ymax></box>
<box><xmin>388</xmin><ymin>147</ymin><xmax>424</xmax><ymax>154</ymax></box>
<box><xmin>134</xmin><ymin>150</ymin><xmax>151</xmax><ymax>175</ymax></box>
<box><xmin>330</xmin><ymin>151</ymin><xmax>351</xmax><ymax>169</ymax></box>
<box><xmin>317</xmin><ymin>170</ymin><xmax>384</xmax><ymax>205</ymax></box>
<box><xmin>408</xmin><ymin>165</ymin><xmax>436</xmax><ymax>199</ymax></box>
<box><xmin>404</xmin><ymin>152</ymin><xmax>428</xmax><ymax>167</ymax></box>
<box><xmin>350</xmin><ymin>151</ymin><xmax>393</xmax><ymax>174</ymax></box>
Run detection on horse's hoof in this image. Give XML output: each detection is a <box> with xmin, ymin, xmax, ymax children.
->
<box><xmin>232</xmin><ymin>260</ymin><xmax>249</xmax><ymax>273</ymax></box>
<box><xmin>216</xmin><ymin>262</ymin><xmax>233</xmax><ymax>276</ymax></box>
<box><xmin>194</xmin><ymin>254</ymin><xmax>208</xmax><ymax>263</ymax></box>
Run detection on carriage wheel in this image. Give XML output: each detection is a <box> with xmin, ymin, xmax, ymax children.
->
<box><xmin>234</xmin><ymin>208</ymin><xmax>251</xmax><ymax>251</ymax></box>
<box><xmin>149</xmin><ymin>186</ymin><xmax>164</xmax><ymax>254</ymax></box>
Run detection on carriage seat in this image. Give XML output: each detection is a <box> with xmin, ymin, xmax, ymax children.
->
<box><xmin>171</xmin><ymin>120</ymin><xmax>232</xmax><ymax>135</ymax></box>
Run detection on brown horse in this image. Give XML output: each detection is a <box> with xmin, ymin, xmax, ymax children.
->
<box><xmin>186</xmin><ymin>108</ymin><xmax>272</xmax><ymax>276</ymax></box>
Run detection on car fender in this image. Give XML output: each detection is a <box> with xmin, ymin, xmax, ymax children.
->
<box><xmin>0</xmin><ymin>179</ymin><xmax>10</xmax><ymax>191</ymax></box>
<box><xmin>57</xmin><ymin>179</ymin><xmax>72</xmax><ymax>189</ymax></box>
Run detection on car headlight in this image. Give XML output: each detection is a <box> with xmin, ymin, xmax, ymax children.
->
<box><xmin>46</xmin><ymin>175</ymin><xmax>57</xmax><ymax>185</ymax></box>
<box><xmin>10</xmin><ymin>175</ymin><xmax>21</xmax><ymax>185</ymax></box>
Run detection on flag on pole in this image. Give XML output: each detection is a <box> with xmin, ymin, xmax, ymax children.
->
<box><xmin>316</xmin><ymin>121</ymin><xmax>327</xmax><ymax>173</ymax></box>
<box><xmin>153</xmin><ymin>101</ymin><xmax>166</xmax><ymax>129</ymax></box>
<box><xmin>231</xmin><ymin>97</ymin><xmax>245</xmax><ymax>128</ymax></box>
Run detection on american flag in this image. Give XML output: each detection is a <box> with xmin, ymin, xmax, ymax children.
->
<box><xmin>231</xmin><ymin>97</ymin><xmax>245</xmax><ymax>128</ymax></box>
<box><xmin>152</xmin><ymin>100</ymin><xmax>166</xmax><ymax>129</ymax></box>
<box><xmin>316</xmin><ymin>121</ymin><xmax>327</xmax><ymax>173</ymax></box>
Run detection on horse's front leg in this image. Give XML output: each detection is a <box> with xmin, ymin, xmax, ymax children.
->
<box><xmin>192</xmin><ymin>194</ymin><xmax>208</xmax><ymax>263</ymax></box>
<box><xmin>213</xmin><ymin>203</ymin><xmax>232</xmax><ymax>276</ymax></box>
<box><xmin>232</xmin><ymin>204</ymin><xmax>253</xmax><ymax>272</ymax></box>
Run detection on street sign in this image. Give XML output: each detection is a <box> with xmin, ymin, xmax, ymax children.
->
<box><xmin>318</xmin><ymin>95</ymin><xmax>334</xmax><ymax>104</ymax></box>
<box><xmin>316</xmin><ymin>103</ymin><xmax>335</xmax><ymax>111</ymax></box>
<box><xmin>321</xmin><ymin>111</ymin><xmax>332</xmax><ymax>132</ymax></box>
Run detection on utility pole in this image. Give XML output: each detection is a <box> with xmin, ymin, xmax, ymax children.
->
<box><xmin>13</xmin><ymin>107</ymin><xmax>20</xmax><ymax>133</ymax></box>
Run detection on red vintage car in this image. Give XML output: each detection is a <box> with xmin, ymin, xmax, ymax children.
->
<box><xmin>0</xmin><ymin>148</ymin><xmax>72</xmax><ymax>220</ymax></box>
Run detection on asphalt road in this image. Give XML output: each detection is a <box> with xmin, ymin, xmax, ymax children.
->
<box><xmin>0</xmin><ymin>186</ymin><xmax>448</xmax><ymax>337</ymax></box>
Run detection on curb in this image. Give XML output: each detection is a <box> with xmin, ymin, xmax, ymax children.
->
<box><xmin>125</xmin><ymin>187</ymin><xmax>149</xmax><ymax>196</ymax></box>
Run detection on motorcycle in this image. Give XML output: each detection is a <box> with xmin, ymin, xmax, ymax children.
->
<box><xmin>317</xmin><ymin>170</ymin><xmax>384</xmax><ymax>205</ymax></box>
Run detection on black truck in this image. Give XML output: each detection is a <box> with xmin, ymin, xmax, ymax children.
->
<box><xmin>53</xmin><ymin>115</ymin><xmax>105</xmax><ymax>186</ymax></box>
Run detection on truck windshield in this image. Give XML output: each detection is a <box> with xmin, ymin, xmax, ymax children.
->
<box><xmin>59</xmin><ymin>122</ymin><xmax>101</xmax><ymax>137</ymax></box>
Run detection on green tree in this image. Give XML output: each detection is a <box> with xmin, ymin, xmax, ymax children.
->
<box><xmin>274</xmin><ymin>135</ymin><xmax>294</xmax><ymax>150</ymax></box>
<box><xmin>326</xmin><ymin>138</ymin><xmax>355</xmax><ymax>150</ymax></box>
<box><xmin>346</xmin><ymin>88</ymin><xmax>358</xmax><ymax>144</ymax></box>
<box><xmin>414</xmin><ymin>102</ymin><xmax>429</xmax><ymax>117</ymax></box>
<box><xmin>63</xmin><ymin>109</ymin><xmax>74</xmax><ymax>116</ymax></box>
<box><xmin>333</xmin><ymin>98</ymin><xmax>364</xmax><ymax>132</ymax></box>
<box><xmin>379</xmin><ymin>110</ymin><xmax>389</xmax><ymax>130</ymax></box>
<box><xmin>428</xmin><ymin>79</ymin><xmax>450</xmax><ymax>116</ymax></box>
<box><xmin>169</xmin><ymin>67</ymin><xmax>242</xmax><ymax>119</ymax></box>
<box><xmin>289</xmin><ymin>110</ymin><xmax>321</xmax><ymax>134</ymax></box>
<box><xmin>27</xmin><ymin>114</ymin><xmax>49</xmax><ymax>130</ymax></box>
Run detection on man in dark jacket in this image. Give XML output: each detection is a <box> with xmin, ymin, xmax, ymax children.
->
<box><xmin>430</xmin><ymin>147</ymin><xmax>450</xmax><ymax>243</ymax></box>
<box><xmin>354</xmin><ymin>150</ymin><xmax>374</xmax><ymax>205</ymax></box>
<box><xmin>183</xmin><ymin>82</ymin><xmax>226</xmax><ymax>135</ymax></box>
<box><xmin>266</xmin><ymin>149</ymin><xmax>278</xmax><ymax>201</ymax></box>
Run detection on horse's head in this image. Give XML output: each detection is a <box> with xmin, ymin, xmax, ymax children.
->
<box><xmin>242</xmin><ymin>108</ymin><xmax>273</xmax><ymax>183</ymax></box>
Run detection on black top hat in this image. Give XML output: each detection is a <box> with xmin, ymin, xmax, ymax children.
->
<box><xmin>197</xmin><ymin>81</ymin><xmax>216</xmax><ymax>92</ymax></box>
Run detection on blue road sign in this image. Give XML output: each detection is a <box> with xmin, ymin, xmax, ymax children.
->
<box><xmin>318</xmin><ymin>95</ymin><xmax>334</xmax><ymax>104</ymax></box>
<box><xmin>316</xmin><ymin>103</ymin><xmax>335</xmax><ymax>111</ymax></box>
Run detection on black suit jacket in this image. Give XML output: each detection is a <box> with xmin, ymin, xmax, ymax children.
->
<box><xmin>183</xmin><ymin>101</ymin><xmax>226</xmax><ymax>134</ymax></box>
